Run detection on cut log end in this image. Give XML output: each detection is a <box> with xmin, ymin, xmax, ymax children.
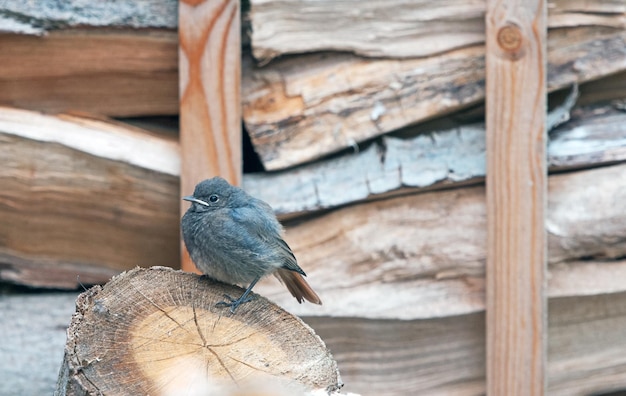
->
<box><xmin>55</xmin><ymin>266</ymin><xmax>342</xmax><ymax>396</ymax></box>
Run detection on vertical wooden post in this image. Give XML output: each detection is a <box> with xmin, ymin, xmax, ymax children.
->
<box><xmin>179</xmin><ymin>0</ymin><xmax>241</xmax><ymax>272</ymax></box>
<box><xmin>485</xmin><ymin>0</ymin><xmax>547</xmax><ymax>394</ymax></box>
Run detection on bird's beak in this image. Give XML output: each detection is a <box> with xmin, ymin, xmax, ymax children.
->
<box><xmin>182</xmin><ymin>196</ymin><xmax>210</xmax><ymax>206</ymax></box>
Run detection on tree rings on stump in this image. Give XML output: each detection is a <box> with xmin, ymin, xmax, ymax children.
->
<box><xmin>56</xmin><ymin>266</ymin><xmax>342</xmax><ymax>395</ymax></box>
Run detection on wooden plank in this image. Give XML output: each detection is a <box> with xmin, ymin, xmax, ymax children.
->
<box><xmin>243</xmin><ymin>27</ymin><xmax>626</xmax><ymax>170</ymax></box>
<box><xmin>179</xmin><ymin>0</ymin><xmax>241</xmax><ymax>271</ymax></box>
<box><xmin>0</xmin><ymin>29</ymin><xmax>179</xmax><ymax>117</ymax></box>
<box><xmin>248</xmin><ymin>0</ymin><xmax>624</xmax><ymax>61</ymax></box>
<box><xmin>485</xmin><ymin>0</ymin><xmax>547</xmax><ymax>394</ymax></box>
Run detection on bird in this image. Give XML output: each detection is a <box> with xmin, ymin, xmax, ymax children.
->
<box><xmin>181</xmin><ymin>177</ymin><xmax>322</xmax><ymax>313</ymax></box>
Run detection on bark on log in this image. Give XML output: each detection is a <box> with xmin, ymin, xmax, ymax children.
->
<box><xmin>244</xmin><ymin>104</ymin><xmax>626</xmax><ymax>217</ymax></box>
<box><xmin>55</xmin><ymin>267</ymin><xmax>342</xmax><ymax>396</ymax></box>
<box><xmin>0</xmin><ymin>0</ymin><xmax>177</xmax><ymax>34</ymax></box>
<box><xmin>243</xmin><ymin>27</ymin><xmax>626</xmax><ymax>169</ymax></box>
<box><xmin>249</xmin><ymin>0</ymin><xmax>625</xmax><ymax>61</ymax></box>
<box><xmin>308</xmin><ymin>291</ymin><xmax>626</xmax><ymax>396</ymax></box>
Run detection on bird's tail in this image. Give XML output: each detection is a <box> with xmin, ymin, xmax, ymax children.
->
<box><xmin>275</xmin><ymin>268</ymin><xmax>322</xmax><ymax>305</ymax></box>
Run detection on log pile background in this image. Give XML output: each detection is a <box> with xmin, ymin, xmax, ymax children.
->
<box><xmin>1</xmin><ymin>0</ymin><xmax>626</xmax><ymax>394</ymax></box>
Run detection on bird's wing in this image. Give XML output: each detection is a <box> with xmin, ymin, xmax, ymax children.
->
<box><xmin>229</xmin><ymin>205</ymin><xmax>306</xmax><ymax>276</ymax></box>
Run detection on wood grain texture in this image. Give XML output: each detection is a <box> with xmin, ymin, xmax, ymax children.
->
<box><xmin>55</xmin><ymin>267</ymin><xmax>342</xmax><ymax>395</ymax></box>
<box><xmin>179</xmin><ymin>0</ymin><xmax>242</xmax><ymax>271</ymax></box>
<box><xmin>0</xmin><ymin>29</ymin><xmax>179</xmax><ymax>117</ymax></box>
<box><xmin>0</xmin><ymin>107</ymin><xmax>180</xmax><ymax>288</ymax></box>
<box><xmin>306</xmin><ymin>292</ymin><xmax>626</xmax><ymax>396</ymax></box>
<box><xmin>485</xmin><ymin>0</ymin><xmax>547</xmax><ymax>394</ymax></box>
<box><xmin>6</xmin><ymin>291</ymin><xmax>626</xmax><ymax>396</ymax></box>
<box><xmin>243</xmin><ymin>27</ymin><xmax>626</xmax><ymax>170</ymax></box>
<box><xmin>249</xmin><ymin>0</ymin><xmax>624</xmax><ymax>61</ymax></box>
<box><xmin>255</xmin><ymin>163</ymin><xmax>626</xmax><ymax>320</ymax></box>
<box><xmin>3</xmin><ymin>107</ymin><xmax>626</xmax><ymax>297</ymax></box>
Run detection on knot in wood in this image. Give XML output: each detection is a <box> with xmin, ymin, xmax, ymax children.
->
<box><xmin>497</xmin><ymin>23</ymin><xmax>524</xmax><ymax>58</ymax></box>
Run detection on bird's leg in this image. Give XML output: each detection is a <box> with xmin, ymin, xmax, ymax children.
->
<box><xmin>216</xmin><ymin>276</ymin><xmax>261</xmax><ymax>313</ymax></box>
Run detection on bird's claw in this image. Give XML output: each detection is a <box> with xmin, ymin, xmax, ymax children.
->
<box><xmin>215</xmin><ymin>294</ymin><xmax>254</xmax><ymax>313</ymax></box>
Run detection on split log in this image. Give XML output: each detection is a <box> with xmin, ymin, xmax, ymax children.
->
<box><xmin>249</xmin><ymin>0</ymin><xmax>625</xmax><ymax>61</ymax></box>
<box><xmin>0</xmin><ymin>29</ymin><xmax>179</xmax><ymax>117</ymax></box>
<box><xmin>0</xmin><ymin>107</ymin><xmax>180</xmax><ymax>288</ymax></box>
<box><xmin>243</xmin><ymin>27</ymin><xmax>626</xmax><ymax>169</ymax></box>
<box><xmin>308</xmin><ymin>291</ymin><xmax>626</xmax><ymax>396</ymax></box>
<box><xmin>55</xmin><ymin>267</ymin><xmax>342</xmax><ymax>396</ymax></box>
<box><xmin>244</xmin><ymin>104</ymin><xmax>626</xmax><ymax>217</ymax></box>
<box><xmin>254</xmin><ymin>163</ymin><xmax>626</xmax><ymax>319</ymax></box>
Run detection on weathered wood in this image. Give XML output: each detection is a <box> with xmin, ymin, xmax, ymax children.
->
<box><xmin>308</xmin><ymin>292</ymin><xmax>626</xmax><ymax>396</ymax></box>
<box><xmin>55</xmin><ymin>267</ymin><xmax>342</xmax><ymax>395</ymax></box>
<box><xmin>243</xmin><ymin>27</ymin><xmax>626</xmax><ymax>170</ymax></box>
<box><xmin>0</xmin><ymin>107</ymin><xmax>180</xmax><ymax>288</ymax></box>
<box><xmin>0</xmin><ymin>29</ymin><xmax>179</xmax><ymax>117</ymax></box>
<box><xmin>7</xmin><ymin>290</ymin><xmax>626</xmax><ymax>395</ymax></box>
<box><xmin>3</xmin><ymin>107</ymin><xmax>626</xmax><ymax>294</ymax></box>
<box><xmin>255</xmin><ymin>163</ymin><xmax>626</xmax><ymax>320</ymax></box>
<box><xmin>249</xmin><ymin>0</ymin><xmax>624</xmax><ymax>61</ymax></box>
<box><xmin>244</xmin><ymin>105</ymin><xmax>626</xmax><ymax>218</ymax></box>
<box><xmin>0</xmin><ymin>0</ymin><xmax>177</xmax><ymax>34</ymax></box>
<box><xmin>485</xmin><ymin>0</ymin><xmax>547</xmax><ymax>393</ymax></box>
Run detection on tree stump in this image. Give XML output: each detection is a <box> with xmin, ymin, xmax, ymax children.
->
<box><xmin>55</xmin><ymin>267</ymin><xmax>342</xmax><ymax>395</ymax></box>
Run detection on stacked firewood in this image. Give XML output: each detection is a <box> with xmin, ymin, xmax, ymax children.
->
<box><xmin>1</xmin><ymin>1</ymin><xmax>626</xmax><ymax>394</ymax></box>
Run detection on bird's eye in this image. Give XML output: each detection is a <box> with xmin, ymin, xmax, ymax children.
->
<box><xmin>209</xmin><ymin>194</ymin><xmax>219</xmax><ymax>203</ymax></box>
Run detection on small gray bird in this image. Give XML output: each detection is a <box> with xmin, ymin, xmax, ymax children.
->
<box><xmin>181</xmin><ymin>177</ymin><xmax>322</xmax><ymax>313</ymax></box>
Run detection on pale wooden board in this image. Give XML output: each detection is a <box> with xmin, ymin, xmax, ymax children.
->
<box><xmin>249</xmin><ymin>0</ymin><xmax>624</xmax><ymax>61</ymax></box>
<box><xmin>485</xmin><ymin>0</ymin><xmax>547</xmax><ymax>392</ymax></box>
<box><xmin>243</xmin><ymin>27</ymin><xmax>626</xmax><ymax>170</ymax></box>
<box><xmin>179</xmin><ymin>0</ymin><xmax>242</xmax><ymax>272</ymax></box>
